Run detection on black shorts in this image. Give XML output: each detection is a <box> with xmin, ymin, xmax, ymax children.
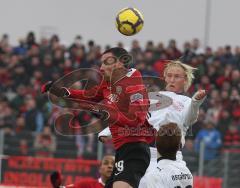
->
<box><xmin>105</xmin><ymin>142</ymin><xmax>150</xmax><ymax>188</ymax></box>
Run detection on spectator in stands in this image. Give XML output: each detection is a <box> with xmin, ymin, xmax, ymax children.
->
<box><xmin>24</xmin><ymin>96</ymin><xmax>44</xmax><ymax>132</ymax></box>
<box><xmin>223</xmin><ymin>120</ymin><xmax>240</xmax><ymax>150</ymax></box>
<box><xmin>223</xmin><ymin>45</ymin><xmax>235</xmax><ymax>65</ymax></box>
<box><xmin>166</xmin><ymin>39</ymin><xmax>181</xmax><ymax>59</ymax></box>
<box><xmin>12</xmin><ymin>64</ymin><xmax>29</xmax><ymax>87</ymax></box>
<box><xmin>0</xmin><ymin>97</ymin><xmax>15</xmax><ymax>134</ymax></box>
<box><xmin>10</xmin><ymin>85</ymin><xmax>27</xmax><ymax>111</ymax></box>
<box><xmin>130</xmin><ymin>40</ymin><xmax>142</xmax><ymax>58</ymax></box>
<box><xmin>231</xmin><ymin>69</ymin><xmax>240</xmax><ymax>88</ymax></box>
<box><xmin>191</xmin><ymin>38</ymin><xmax>204</xmax><ymax>55</ymax></box>
<box><xmin>233</xmin><ymin>46</ymin><xmax>240</xmax><ymax>69</ymax></box>
<box><xmin>194</xmin><ymin>121</ymin><xmax>222</xmax><ymax>161</ymax></box>
<box><xmin>34</xmin><ymin>126</ymin><xmax>56</xmax><ymax>157</ymax></box>
<box><xmin>182</xmin><ymin>41</ymin><xmax>195</xmax><ymax>63</ymax></box>
<box><xmin>42</xmin><ymin>54</ymin><xmax>56</xmax><ymax>82</ymax></box>
<box><xmin>26</xmin><ymin>31</ymin><xmax>37</xmax><ymax>48</ymax></box>
<box><xmin>19</xmin><ymin>139</ymin><xmax>29</xmax><ymax>156</ymax></box>
<box><xmin>15</xmin><ymin>115</ymin><xmax>26</xmax><ymax>133</ymax></box>
<box><xmin>217</xmin><ymin>109</ymin><xmax>232</xmax><ymax>136</ymax></box>
<box><xmin>13</xmin><ymin>38</ymin><xmax>27</xmax><ymax>56</ymax></box>
<box><xmin>182</xmin><ymin>139</ymin><xmax>198</xmax><ymax>174</ymax></box>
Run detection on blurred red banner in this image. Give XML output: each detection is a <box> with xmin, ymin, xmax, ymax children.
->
<box><xmin>194</xmin><ymin>176</ymin><xmax>222</xmax><ymax>188</ymax></box>
<box><xmin>1</xmin><ymin>156</ymin><xmax>100</xmax><ymax>187</ymax></box>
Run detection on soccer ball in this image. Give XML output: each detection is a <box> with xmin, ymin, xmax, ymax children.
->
<box><xmin>115</xmin><ymin>7</ymin><xmax>144</xmax><ymax>36</ymax></box>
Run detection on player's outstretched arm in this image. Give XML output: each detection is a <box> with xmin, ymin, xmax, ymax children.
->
<box><xmin>41</xmin><ymin>81</ymin><xmax>103</xmax><ymax>102</ymax></box>
<box><xmin>185</xmin><ymin>89</ymin><xmax>207</xmax><ymax>126</ymax></box>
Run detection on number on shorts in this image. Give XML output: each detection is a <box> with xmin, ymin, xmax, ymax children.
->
<box><xmin>115</xmin><ymin>160</ymin><xmax>124</xmax><ymax>172</ymax></box>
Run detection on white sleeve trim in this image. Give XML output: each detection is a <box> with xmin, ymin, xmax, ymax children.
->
<box><xmin>98</xmin><ymin>127</ymin><xmax>112</xmax><ymax>139</ymax></box>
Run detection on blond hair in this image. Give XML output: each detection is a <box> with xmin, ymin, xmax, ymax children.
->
<box><xmin>163</xmin><ymin>60</ymin><xmax>197</xmax><ymax>92</ymax></box>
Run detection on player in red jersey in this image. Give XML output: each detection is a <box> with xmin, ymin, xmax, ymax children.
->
<box><xmin>42</xmin><ymin>47</ymin><xmax>153</xmax><ymax>188</ymax></box>
<box><xmin>50</xmin><ymin>155</ymin><xmax>114</xmax><ymax>188</ymax></box>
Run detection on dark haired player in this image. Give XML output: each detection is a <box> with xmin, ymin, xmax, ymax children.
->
<box><xmin>42</xmin><ymin>47</ymin><xmax>154</xmax><ymax>188</ymax></box>
<box><xmin>139</xmin><ymin>123</ymin><xmax>193</xmax><ymax>188</ymax></box>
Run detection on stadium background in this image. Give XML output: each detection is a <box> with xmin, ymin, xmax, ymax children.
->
<box><xmin>0</xmin><ymin>0</ymin><xmax>239</xmax><ymax>187</ymax></box>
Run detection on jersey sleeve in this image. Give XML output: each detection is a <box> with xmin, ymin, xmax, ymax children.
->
<box><xmin>98</xmin><ymin>127</ymin><xmax>112</xmax><ymax>139</ymax></box>
<box><xmin>184</xmin><ymin>94</ymin><xmax>206</xmax><ymax>127</ymax></box>
<box><xmin>67</xmin><ymin>85</ymin><xmax>104</xmax><ymax>102</ymax></box>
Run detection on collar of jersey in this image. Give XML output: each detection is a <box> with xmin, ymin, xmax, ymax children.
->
<box><xmin>111</xmin><ymin>68</ymin><xmax>135</xmax><ymax>86</ymax></box>
<box><xmin>98</xmin><ymin>177</ymin><xmax>105</xmax><ymax>186</ymax></box>
<box><xmin>157</xmin><ymin>156</ymin><xmax>176</xmax><ymax>163</ymax></box>
<box><xmin>164</xmin><ymin>90</ymin><xmax>186</xmax><ymax>96</ymax></box>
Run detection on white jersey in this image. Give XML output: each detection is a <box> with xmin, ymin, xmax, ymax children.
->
<box><xmin>148</xmin><ymin>91</ymin><xmax>204</xmax><ymax>146</ymax></box>
<box><xmin>139</xmin><ymin>159</ymin><xmax>193</xmax><ymax>188</ymax></box>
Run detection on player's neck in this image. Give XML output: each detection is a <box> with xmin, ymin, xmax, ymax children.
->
<box><xmin>157</xmin><ymin>152</ymin><xmax>176</xmax><ymax>161</ymax></box>
<box><xmin>165</xmin><ymin>88</ymin><xmax>185</xmax><ymax>95</ymax></box>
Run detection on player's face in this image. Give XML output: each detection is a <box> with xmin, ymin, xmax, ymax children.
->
<box><xmin>165</xmin><ymin>66</ymin><xmax>187</xmax><ymax>93</ymax></box>
<box><xmin>100</xmin><ymin>52</ymin><xmax>121</xmax><ymax>81</ymax></box>
<box><xmin>99</xmin><ymin>155</ymin><xmax>115</xmax><ymax>178</ymax></box>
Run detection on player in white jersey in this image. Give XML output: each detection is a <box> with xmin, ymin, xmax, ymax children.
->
<box><xmin>98</xmin><ymin>60</ymin><xmax>206</xmax><ymax>169</ymax></box>
<box><xmin>139</xmin><ymin>123</ymin><xmax>193</xmax><ymax>188</ymax></box>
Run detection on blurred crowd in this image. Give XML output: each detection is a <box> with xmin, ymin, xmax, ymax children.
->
<box><xmin>0</xmin><ymin>32</ymin><xmax>239</xmax><ymax>160</ymax></box>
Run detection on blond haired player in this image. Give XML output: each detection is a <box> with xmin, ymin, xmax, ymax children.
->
<box><xmin>99</xmin><ymin>60</ymin><xmax>206</xmax><ymax>172</ymax></box>
<box><xmin>139</xmin><ymin>123</ymin><xmax>193</xmax><ymax>188</ymax></box>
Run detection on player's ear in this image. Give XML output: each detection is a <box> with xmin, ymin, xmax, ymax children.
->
<box><xmin>119</xmin><ymin>54</ymin><xmax>133</xmax><ymax>68</ymax></box>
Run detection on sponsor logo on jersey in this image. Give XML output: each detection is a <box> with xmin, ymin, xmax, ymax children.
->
<box><xmin>130</xmin><ymin>93</ymin><xmax>143</xmax><ymax>103</ymax></box>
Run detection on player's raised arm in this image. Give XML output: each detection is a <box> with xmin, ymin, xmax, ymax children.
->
<box><xmin>184</xmin><ymin>89</ymin><xmax>207</xmax><ymax>126</ymax></box>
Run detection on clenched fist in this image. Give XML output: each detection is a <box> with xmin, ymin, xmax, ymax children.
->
<box><xmin>194</xmin><ymin>90</ymin><xmax>207</xmax><ymax>100</ymax></box>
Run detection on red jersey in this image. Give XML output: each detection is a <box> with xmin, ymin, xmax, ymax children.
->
<box><xmin>67</xmin><ymin>68</ymin><xmax>153</xmax><ymax>149</ymax></box>
<box><xmin>66</xmin><ymin>177</ymin><xmax>104</xmax><ymax>188</ymax></box>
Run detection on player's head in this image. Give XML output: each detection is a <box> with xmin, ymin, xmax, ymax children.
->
<box><xmin>100</xmin><ymin>47</ymin><xmax>132</xmax><ymax>80</ymax></box>
<box><xmin>99</xmin><ymin>155</ymin><xmax>115</xmax><ymax>182</ymax></box>
<box><xmin>163</xmin><ymin>60</ymin><xmax>196</xmax><ymax>93</ymax></box>
<box><xmin>50</xmin><ymin>171</ymin><xmax>62</xmax><ymax>188</ymax></box>
<box><xmin>156</xmin><ymin>123</ymin><xmax>181</xmax><ymax>159</ymax></box>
